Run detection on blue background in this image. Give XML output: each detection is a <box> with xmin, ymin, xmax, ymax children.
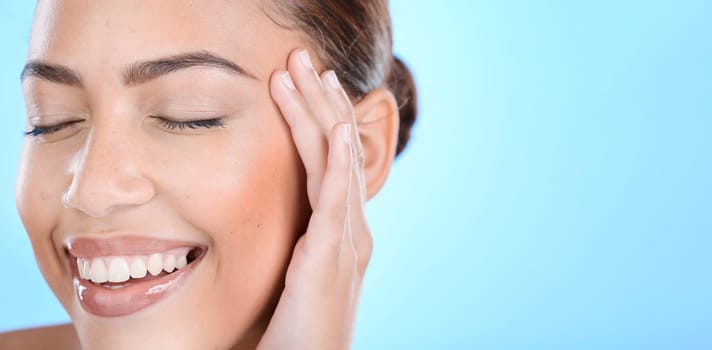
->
<box><xmin>1</xmin><ymin>1</ymin><xmax>710</xmax><ymax>349</ymax></box>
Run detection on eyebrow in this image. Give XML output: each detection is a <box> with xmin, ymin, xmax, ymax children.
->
<box><xmin>21</xmin><ymin>62</ymin><xmax>83</xmax><ymax>88</ymax></box>
<box><xmin>122</xmin><ymin>51</ymin><xmax>258</xmax><ymax>85</ymax></box>
<box><xmin>21</xmin><ymin>50</ymin><xmax>258</xmax><ymax>87</ymax></box>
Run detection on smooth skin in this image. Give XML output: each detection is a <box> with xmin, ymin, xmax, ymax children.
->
<box><xmin>260</xmin><ymin>50</ymin><xmax>397</xmax><ymax>349</ymax></box>
<box><xmin>4</xmin><ymin>1</ymin><xmax>399</xmax><ymax>349</ymax></box>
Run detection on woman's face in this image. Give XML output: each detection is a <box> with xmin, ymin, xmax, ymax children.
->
<box><xmin>17</xmin><ymin>0</ymin><xmax>312</xmax><ymax>348</ymax></box>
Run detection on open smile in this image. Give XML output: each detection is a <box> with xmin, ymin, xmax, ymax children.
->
<box><xmin>65</xmin><ymin>237</ymin><xmax>207</xmax><ymax>317</ymax></box>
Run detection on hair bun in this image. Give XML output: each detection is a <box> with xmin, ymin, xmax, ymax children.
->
<box><xmin>387</xmin><ymin>56</ymin><xmax>418</xmax><ymax>157</ymax></box>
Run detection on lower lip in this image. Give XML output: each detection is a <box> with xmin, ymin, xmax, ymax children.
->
<box><xmin>70</xmin><ymin>251</ymin><xmax>205</xmax><ymax>317</ymax></box>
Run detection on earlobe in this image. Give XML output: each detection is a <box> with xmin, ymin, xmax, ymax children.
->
<box><xmin>353</xmin><ymin>88</ymin><xmax>400</xmax><ymax>200</ymax></box>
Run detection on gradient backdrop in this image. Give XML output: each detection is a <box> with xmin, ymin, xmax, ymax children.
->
<box><xmin>1</xmin><ymin>1</ymin><xmax>710</xmax><ymax>349</ymax></box>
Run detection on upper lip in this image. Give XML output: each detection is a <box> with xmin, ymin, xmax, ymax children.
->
<box><xmin>65</xmin><ymin>236</ymin><xmax>205</xmax><ymax>258</ymax></box>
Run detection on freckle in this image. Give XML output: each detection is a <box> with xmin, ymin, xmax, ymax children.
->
<box><xmin>257</xmin><ymin>223</ymin><xmax>263</xmax><ymax>229</ymax></box>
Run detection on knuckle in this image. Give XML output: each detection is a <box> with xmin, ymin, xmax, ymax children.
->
<box><xmin>353</xmin><ymin>229</ymin><xmax>373</xmax><ymax>276</ymax></box>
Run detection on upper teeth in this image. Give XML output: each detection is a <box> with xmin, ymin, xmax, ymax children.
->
<box><xmin>76</xmin><ymin>248</ymin><xmax>192</xmax><ymax>284</ymax></box>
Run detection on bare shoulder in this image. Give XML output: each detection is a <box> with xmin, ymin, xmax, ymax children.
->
<box><xmin>0</xmin><ymin>323</ymin><xmax>80</xmax><ymax>350</ymax></box>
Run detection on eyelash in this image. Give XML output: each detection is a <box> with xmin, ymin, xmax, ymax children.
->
<box><xmin>24</xmin><ymin>117</ymin><xmax>225</xmax><ymax>137</ymax></box>
<box><xmin>152</xmin><ymin>116</ymin><xmax>225</xmax><ymax>131</ymax></box>
<box><xmin>24</xmin><ymin>120</ymin><xmax>83</xmax><ymax>137</ymax></box>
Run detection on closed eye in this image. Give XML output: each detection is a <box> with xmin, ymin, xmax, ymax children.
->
<box><xmin>151</xmin><ymin>116</ymin><xmax>225</xmax><ymax>131</ymax></box>
<box><xmin>23</xmin><ymin>116</ymin><xmax>225</xmax><ymax>137</ymax></box>
<box><xmin>24</xmin><ymin>120</ymin><xmax>83</xmax><ymax>137</ymax></box>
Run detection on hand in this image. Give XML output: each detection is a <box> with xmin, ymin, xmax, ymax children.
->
<box><xmin>256</xmin><ymin>49</ymin><xmax>373</xmax><ymax>350</ymax></box>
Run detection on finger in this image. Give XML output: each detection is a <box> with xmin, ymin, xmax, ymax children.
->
<box><xmin>269</xmin><ymin>69</ymin><xmax>328</xmax><ymax>207</ymax></box>
<box><xmin>341</xmin><ymin>135</ymin><xmax>371</xmax><ymax>273</ymax></box>
<box><xmin>307</xmin><ymin>122</ymin><xmax>371</xmax><ymax>275</ymax></box>
<box><xmin>305</xmin><ymin>122</ymin><xmax>353</xmax><ymax>254</ymax></box>
<box><xmin>321</xmin><ymin>72</ymin><xmax>372</xmax><ymax>272</ymax></box>
<box><xmin>304</xmin><ymin>122</ymin><xmax>371</xmax><ymax>270</ymax></box>
<box><xmin>288</xmin><ymin>49</ymin><xmax>343</xmax><ymax>129</ymax></box>
<box><xmin>321</xmin><ymin>70</ymin><xmax>368</xmax><ymax>205</ymax></box>
<box><xmin>321</xmin><ymin>70</ymin><xmax>353</xmax><ymax>122</ymax></box>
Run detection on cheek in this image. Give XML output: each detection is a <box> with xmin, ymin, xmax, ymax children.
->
<box><xmin>148</xmin><ymin>116</ymin><xmax>309</xmax><ymax>326</ymax></box>
<box><xmin>151</xmin><ymin>118</ymin><xmax>305</xmax><ymax>244</ymax></box>
<box><xmin>15</xmin><ymin>141</ymin><xmax>74</xmax><ymax>305</ymax></box>
<box><xmin>16</xmin><ymin>139</ymin><xmax>78</xmax><ymax>242</ymax></box>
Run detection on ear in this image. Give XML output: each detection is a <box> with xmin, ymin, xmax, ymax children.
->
<box><xmin>353</xmin><ymin>88</ymin><xmax>400</xmax><ymax>201</ymax></box>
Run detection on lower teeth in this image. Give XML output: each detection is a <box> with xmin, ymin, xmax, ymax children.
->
<box><xmin>105</xmin><ymin>284</ymin><xmax>127</xmax><ymax>290</ymax></box>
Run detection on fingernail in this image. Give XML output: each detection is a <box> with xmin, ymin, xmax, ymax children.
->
<box><xmin>298</xmin><ymin>50</ymin><xmax>313</xmax><ymax>69</ymax></box>
<box><xmin>325</xmin><ymin>70</ymin><xmax>341</xmax><ymax>90</ymax></box>
<box><xmin>341</xmin><ymin>123</ymin><xmax>351</xmax><ymax>144</ymax></box>
<box><xmin>281</xmin><ymin>72</ymin><xmax>296</xmax><ymax>90</ymax></box>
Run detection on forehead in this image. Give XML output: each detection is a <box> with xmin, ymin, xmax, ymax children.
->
<box><xmin>29</xmin><ymin>0</ymin><xmax>295</xmax><ymax>80</ymax></box>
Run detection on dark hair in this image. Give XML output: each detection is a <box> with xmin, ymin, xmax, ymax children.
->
<box><xmin>269</xmin><ymin>0</ymin><xmax>418</xmax><ymax>157</ymax></box>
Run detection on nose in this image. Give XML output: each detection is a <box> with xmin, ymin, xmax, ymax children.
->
<box><xmin>62</xmin><ymin>128</ymin><xmax>155</xmax><ymax>218</ymax></box>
